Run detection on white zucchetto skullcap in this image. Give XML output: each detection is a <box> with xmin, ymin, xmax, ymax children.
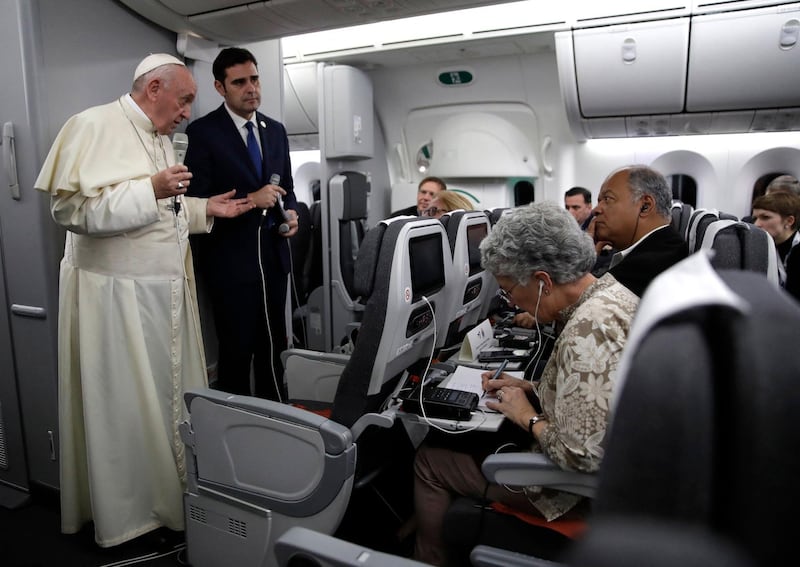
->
<box><xmin>133</xmin><ymin>53</ymin><xmax>185</xmax><ymax>81</ymax></box>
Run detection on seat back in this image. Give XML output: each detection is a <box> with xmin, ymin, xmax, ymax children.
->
<box><xmin>685</xmin><ymin>208</ymin><xmax>720</xmax><ymax>252</ymax></box>
<box><xmin>699</xmin><ymin>219</ymin><xmax>780</xmax><ymax>284</ymax></box>
<box><xmin>181</xmin><ymin>389</ymin><xmax>356</xmax><ymax>567</ymax></box>
<box><xmin>670</xmin><ymin>200</ymin><xmax>694</xmax><ymax>236</ymax></box>
<box><xmin>330</xmin><ymin>217</ymin><xmax>454</xmax><ymax>427</ymax></box>
<box><xmin>485</xmin><ymin>207</ymin><xmax>511</xmax><ymax>226</ymax></box>
<box><xmin>576</xmin><ymin>252</ymin><xmax>800</xmax><ymax>565</ymax></box>
<box><xmin>476</xmin><ymin>208</ymin><xmax>512</xmax><ymax>321</ymax></box>
<box><xmin>437</xmin><ymin>210</ymin><xmax>493</xmax><ymax>349</ymax></box>
<box><xmin>303</xmin><ymin>172</ymin><xmax>370</xmax><ymax>351</ymax></box>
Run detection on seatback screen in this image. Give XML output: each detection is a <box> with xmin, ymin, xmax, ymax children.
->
<box><xmin>409</xmin><ymin>233</ymin><xmax>445</xmax><ymax>301</ymax></box>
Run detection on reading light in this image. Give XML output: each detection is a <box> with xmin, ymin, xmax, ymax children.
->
<box><xmin>416</xmin><ymin>141</ymin><xmax>433</xmax><ymax>173</ymax></box>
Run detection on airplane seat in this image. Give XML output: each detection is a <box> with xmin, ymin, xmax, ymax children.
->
<box><xmin>180</xmin><ymin>217</ymin><xmax>455</xmax><ymax>567</ymax></box>
<box><xmin>464</xmin><ymin>252</ymin><xmax>800</xmax><ymax>567</ymax></box>
<box><xmin>283</xmin><ymin>216</ymin><xmax>454</xmax><ymax>410</ymax></box>
<box><xmin>699</xmin><ymin>219</ymin><xmax>780</xmax><ymax>284</ymax></box>
<box><xmin>296</xmin><ymin>200</ymin><xmax>324</xmax><ymax>347</ymax></box>
<box><xmin>329</xmin><ymin>216</ymin><xmax>455</xmax><ymax>427</ymax></box>
<box><xmin>302</xmin><ymin>172</ymin><xmax>370</xmax><ymax>352</ymax></box>
<box><xmin>180</xmin><ymin>390</ymin><xmax>357</xmax><ymax>567</ymax></box>
<box><xmin>485</xmin><ymin>207</ymin><xmax>511</xmax><ymax>226</ymax></box>
<box><xmin>685</xmin><ymin>208</ymin><xmax>719</xmax><ymax>251</ymax></box>
<box><xmin>436</xmin><ymin>210</ymin><xmax>492</xmax><ymax>351</ymax></box>
<box><xmin>304</xmin><ymin>200</ymin><xmax>324</xmax><ymax>299</ymax></box>
<box><xmin>477</xmin><ymin>208</ymin><xmax>511</xmax><ymax>322</ymax></box>
<box><xmin>670</xmin><ymin>200</ymin><xmax>694</xmax><ymax>237</ymax></box>
<box><xmin>276</xmin><ymin>526</ymin><xmax>428</xmax><ymax>567</ymax></box>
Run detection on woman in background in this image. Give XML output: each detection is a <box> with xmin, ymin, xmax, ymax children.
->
<box><xmin>421</xmin><ymin>190</ymin><xmax>474</xmax><ymax>219</ymax></box>
<box><xmin>752</xmin><ymin>191</ymin><xmax>800</xmax><ymax>301</ymax></box>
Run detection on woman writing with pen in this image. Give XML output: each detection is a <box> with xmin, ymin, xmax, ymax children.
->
<box><xmin>413</xmin><ymin>201</ymin><xmax>639</xmax><ymax>565</ymax></box>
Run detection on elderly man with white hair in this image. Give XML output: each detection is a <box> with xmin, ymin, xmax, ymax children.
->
<box><xmin>35</xmin><ymin>53</ymin><xmax>253</xmax><ymax>547</ymax></box>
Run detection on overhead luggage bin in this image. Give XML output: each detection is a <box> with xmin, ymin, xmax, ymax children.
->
<box><xmin>686</xmin><ymin>4</ymin><xmax>800</xmax><ymax>112</ymax></box>
<box><xmin>572</xmin><ymin>18</ymin><xmax>690</xmax><ymax>117</ymax></box>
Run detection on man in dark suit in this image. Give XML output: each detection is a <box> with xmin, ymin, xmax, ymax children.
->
<box><xmin>389</xmin><ymin>176</ymin><xmax>446</xmax><ymax>217</ymax></box>
<box><xmin>564</xmin><ymin>186</ymin><xmax>594</xmax><ymax>229</ymax></box>
<box><xmin>592</xmin><ymin>165</ymin><xmax>688</xmax><ymax>297</ymax></box>
<box><xmin>185</xmin><ymin>47</ymin><xmax>298</xmax><ymax>401</ymax></box>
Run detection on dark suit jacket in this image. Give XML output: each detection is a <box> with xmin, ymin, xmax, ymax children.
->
<box><xmin>185</xmin><ymin>104</ymin><xmax>297</xmax><ymax>286</ymax></box>
<box><xmin>610</xmin><ymin>225</ymin><xmax>689</xmax><ymax>297</ymax></box>
<box><xmin>389</xmin><ymin>204</ymin><xmax>419</xmax><ymax>218</ymax></box>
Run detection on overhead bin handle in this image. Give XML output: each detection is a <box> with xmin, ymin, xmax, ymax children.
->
<box><xmin>2</xmin><ymin>122</ymin><xmax>21</xmax><ymax>200</ymax></box>
<box><xmin>622</xmin><ymin>38</ymin><xmax>637</xmax><ymax>63</ymax></box>
<box><xmin>780</xmin><ymin>19</ymin><xmax>799</xmax><ymax>50</ymax></box>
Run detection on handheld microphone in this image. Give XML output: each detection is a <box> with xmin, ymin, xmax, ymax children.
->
<box><xmin>269</xmin><ymin>173</ymin><xmax>291</xmax><ymax>234</ymax></box>
<box><xmin>173</xmin><ymin>133</ymin><xmax>188</xmax><ymax>164</ymax></box>
<box><xmin>172</xmin><ymin>133</ymin><xmax>189</xmax><ymax>215</ymax></box>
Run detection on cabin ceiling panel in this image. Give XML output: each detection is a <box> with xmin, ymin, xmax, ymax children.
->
<box><xmin>287</xmin><ymin>32</ymin><xmax>555</xmax><ymax>69</ymax></box>
<box><xmin>119</xmin><ymin>0</ymin><xmax>518</xmax><ymax>42</ymax></box>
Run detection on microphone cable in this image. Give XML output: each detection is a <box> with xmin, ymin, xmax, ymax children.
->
<box><xmin>257</xmin><ymin>207</ymin><xmax>284</xmax><ymax>404</ymax></box>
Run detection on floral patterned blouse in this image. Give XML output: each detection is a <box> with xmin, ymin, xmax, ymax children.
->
<box><xmin>525</xmin><ymin>273</ymin><xmax>639</xmax><ymax>520</ymax></box>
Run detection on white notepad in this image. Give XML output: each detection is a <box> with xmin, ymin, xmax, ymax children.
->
<box><xmin>442</xmin><ymin>365</ymin><xmax>524</xmax><ymax>411</ymax></box>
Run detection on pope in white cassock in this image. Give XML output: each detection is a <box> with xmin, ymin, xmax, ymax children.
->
<box><xmin>34</xmin><ymin>54</ymin><xmax>253</xmax><ymax>547</ymax></box>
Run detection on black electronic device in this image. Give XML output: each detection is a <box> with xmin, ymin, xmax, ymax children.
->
<box><xmin>498</xmin><ymin>334</ymin><xmax>537</xmax><ymax>350</ymax></box>
<box><xmin>477</xmin><ymin>348</ymin><xmax>529</xmax><ymax>363</ymax></box>
<box><xmin>403</xmin><ymin>386</ymin><xmax>479</xmax><ymax>421</ymax></box>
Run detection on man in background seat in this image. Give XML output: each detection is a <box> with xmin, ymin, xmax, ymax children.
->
<box><xmin>591</xmin><ymin>165</ymin><xmax>688</xmax><ymax>297</ymax></box>
<box><xmin>390</xmin><ymin>176</ymin><xmax>446</xmax><ymax>217</ymax></box>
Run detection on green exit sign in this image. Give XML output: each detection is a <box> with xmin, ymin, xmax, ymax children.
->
<box><xmin>438</xmin><ymin>70</ymin><xmax>474</xmax><ymax>86</ymax></box>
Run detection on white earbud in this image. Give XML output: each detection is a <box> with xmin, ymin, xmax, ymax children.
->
<box><xmin>538</xmin><ymin>279</ymin><xmax>545</xmax><ymax>294</ymax></box>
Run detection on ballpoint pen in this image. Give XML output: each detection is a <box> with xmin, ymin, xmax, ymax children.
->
<box><xmin>482</xmin><ymin>359</ymin><xmax>508</xmax><ymax>398</ymax></box>
<box><xmin>491</xmin><ymin>359</ymin><xmax>509</xmax><ymax>380</ymax></box>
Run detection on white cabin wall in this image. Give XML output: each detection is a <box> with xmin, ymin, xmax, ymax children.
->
<box><xmin>366</xmin><ymin>35</ymin><xmax>800</xmax><ymax>218</ymax></box>
<box><xmin>37</xmin><ymin>0</ymin><xmax>176</xmax><ymax>143</ymax></box>
<box><xmin>562</xmin><ymin>132</ymin><xmax>800</xmax><ymax>217</ymax></box>
<box><xmin>514</xmin><ymin>51</ymin><xmax>576</xmax><ymax>204</ymax></box>
<box><xmin>369</xmin><ymin>50</ymin><xmax>571</xmax><ymax>214</ymax></box>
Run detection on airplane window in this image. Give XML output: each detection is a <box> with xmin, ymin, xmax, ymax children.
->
<box><xmin>751</xmin><ymin>172</ymin><xmax>788</xmax><ymax>204</ymax></box>
<box><xmin>514</xmin><ymin>180</ymin><xmax>534</xmax><ymax>206</ymax></box>
<box><xmin>669</xmin><ymin>174</ymin><xmax>697</xmax><ymax>207</ymax></box>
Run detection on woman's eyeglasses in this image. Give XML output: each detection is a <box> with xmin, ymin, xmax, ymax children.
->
<box><xmin>422</xmin><ymin>206</ymin><xmax>446</xmax><ymax>217</ymax></box>
<box><xmin>496</xmin><ymin>281</ymin><xmax>520</xmax><ymax>304</ymax></box>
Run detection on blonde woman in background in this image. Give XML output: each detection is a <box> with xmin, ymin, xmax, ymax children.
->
<box><xmin>422</xmin><ymin>190</ymin><xmax>474</xmax><ymax>219</ymax></box>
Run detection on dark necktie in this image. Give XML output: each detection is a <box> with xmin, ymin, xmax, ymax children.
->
<box><xmin>245</xmin><ymin>122</ymin><xmax>262</xmax><ymax>175</ymax></box>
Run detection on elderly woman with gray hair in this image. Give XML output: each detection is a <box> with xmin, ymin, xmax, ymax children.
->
<box><xmin>413</xmin><ymin>201</ymin><xmax>639</xmax><ymax>566</ymax></box>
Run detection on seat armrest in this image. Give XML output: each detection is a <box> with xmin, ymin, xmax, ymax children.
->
<box><xmin>282</xmin><ymin>348</ymin><xmax>350</xmax><ymax>403</ymax></box>
<box><xmin>275</xmin><ymin>526</ymin><xmax>429</xmax><ymax>567</ymax></box>
<box><xmin>350</xmin><ymin>409</ymin><xmax>396</xmax><ymax>441</ymax></box>
<box><xmin>184</xmin><ymin>387</ymin><xmax>352</xmax><ymax>454</ymax></box>
<box><xmin>481</xmin><ymin>452</ymin><xmax>597</xmax><ymax>498</ymax></box>
<box><xmin>470</xmin><ymin>544</ymin><xmax>564</xmax><ymax>567</ymax></box>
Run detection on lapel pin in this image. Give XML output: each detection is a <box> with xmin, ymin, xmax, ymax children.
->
<box><xmin>260</xmin><ymin>121</ymin><xmax>266</xmax><ymax>128</ymax></box>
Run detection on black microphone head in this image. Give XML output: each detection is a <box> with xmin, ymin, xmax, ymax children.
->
<box><xmin>173</xmin><ymin>133</ymin><xmax>189</xmax><ymax>165</ymax></box>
